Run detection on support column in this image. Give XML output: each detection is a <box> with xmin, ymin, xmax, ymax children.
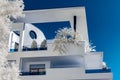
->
<box><xmin>18</xmin><ymin>23</ymin><xmax>25</xmax><ymax>52</ymax></box>
<box><xmin>11</xmin><ymin>23</ymin><xmax>24</xmax><ymax>52</ymax></box>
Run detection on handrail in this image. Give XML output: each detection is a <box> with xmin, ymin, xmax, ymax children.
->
<box><xmin>85</xmin><ymin>68</ymin><xmax>111</xmax><ymax>73</ymax></box>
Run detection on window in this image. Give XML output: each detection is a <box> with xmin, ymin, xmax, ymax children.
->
<box><xmin>29</xmin><ymin>64</ymin><xmax>46</xmax><ymax>75</ymax></box>
<box><xmin>29</xmin><ymin>30</ymin><xmax>37</xmax><ymax>39</ymax></box>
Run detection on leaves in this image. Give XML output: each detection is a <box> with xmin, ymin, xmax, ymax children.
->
<box><xmin>53</xmin><ymin>27</ymin><xmax>96</xmax><ymax>54</ymax></box>
<box><xmin>0</xmin><ymin>0</ymin><xmax>24</xmax><ymax>80</ymax></box>
<box><xmin>53</xmin><ymin>27</ymin><xmax>83</xmax><ymax>54</ymax></box>
<box><xmin>85</xmin><ymin>41</ymin><xmax>96</xmax><ymax>52</ymax></box>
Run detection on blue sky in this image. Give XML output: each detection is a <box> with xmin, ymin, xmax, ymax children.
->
<box><xmin>23</xmin><ymin>0</ymin><xmax>120</xmax><ymax>80</ymax></box>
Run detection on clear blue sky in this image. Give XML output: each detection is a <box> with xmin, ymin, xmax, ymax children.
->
<box><xmin>23</xmin><ymin>0</ymin><xmax>120</xmax><ymax>80</ymax></box>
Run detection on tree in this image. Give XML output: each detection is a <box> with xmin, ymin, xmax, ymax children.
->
<box><xmin>53</xmin><ymin>27</ymin><xmax>96</xmax><ymax>54</ymax></box>
<box><xmin>53</xmin><ymin>27</ymin><xmax>82</xmax><ymax>54</ymax></box>
<box><xmin>0</xmin><ymin>0</ymin><xmax>24</xmax><ymax>80</ymax></box>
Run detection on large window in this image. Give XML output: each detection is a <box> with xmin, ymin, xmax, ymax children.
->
<box><xmin>29</xmin><ymin>64</ymin><xmax>46</xmax><ymax>75</ymax></box>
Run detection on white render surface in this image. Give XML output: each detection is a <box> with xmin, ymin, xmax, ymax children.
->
<box><xmin>7</xmin><ymin>7</ymin><xmax>112</xmax><ymax>80</ymax></box>
<box><xmin>8</xmin><ymin>40</ymin><xmax>85</xmax><ymax>56</ymax></box>
<box><xmin>17</xmin><ymin>7</ymin><xmax>89</xmax><ymax>44</ymax></box>
<box><xmin>8</xmin><ymin>51</ymin><xmax>103</xmax><ymax>70</ymax></box>
<box><xmin>19</xmin><ymin>68</ymin><xmax>112</xmax><ymax>80</ymax></box>
<box><xmin>22</xmin><ymin>23</ymin><xmax>46</xmax><ymax>48</ymax></box>
<box><xmin>85</xmin><ymin>52</ymin><xmax>103</xmax><ymax>69</ymax></box>
<box><xmin>9</xmin><ymin>31</ymin><xmax>20</xmax><ymax>50</ymax></box>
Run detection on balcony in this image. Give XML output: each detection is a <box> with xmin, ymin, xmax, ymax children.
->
<box><xmin>9</xmin><ymin>41</ymin><xmax>85</xmax><ymax>55</ymax></box>
<box><xmin>20</xmin><ymin>68</ymin><xmax>111</xmax><ymax>76</ymax></box>
<box><xmin>19</xmin><ymin>68</ymin><xmax>112</xmax><ymax>80</ymax></box>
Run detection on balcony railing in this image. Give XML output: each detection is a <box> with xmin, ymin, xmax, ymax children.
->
<box><xmin>10</xmin><ymin>49</ymin><xmax>18</xmax><ymax>52</ymax></box>
<box><xmin>85</xmin><ymin>68</ymin><xmax>111</xmax><ymax>73</ymax></box>
<box><xmin>9</xmin><ymin>46</ymin><xmax>47</xmax><ymax>52</ymax></box>
<box><xmin>20</xmin><ymin>69</ymin><xmax>111</xmax><ymax>76</ymax></box>
<box><xmin>20</xmin><ymin>68</ymin><xmax>111</xmax><ymax>76</ymax></box>
<box><xmin>20</xmin><ymin>72</ymin><xmax>46</xmax><ymax>76</ymax></box>
<box><xmin>22</xmin><ymin>47</ymin><xmax>47</xmax><ymax>51</ymax></box>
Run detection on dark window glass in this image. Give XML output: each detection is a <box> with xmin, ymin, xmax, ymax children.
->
<box><xmin>29</xmin><ymin>64</ymin><xmax>46</xmax><ymax>75</ymax></box>
<box><xmin>29</xmin><ymin>30</ymin><xmax>37</xmax><ymax>39</ymax></box>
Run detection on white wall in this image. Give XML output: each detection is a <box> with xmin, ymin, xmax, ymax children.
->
<box><xmin>22</xmin><ymin>23</ymin><xmax>46</xmax><ymax>48</ymax></box>
<box><xmin>18</xmin><ymin>7</ymin><xmax>89</xmax><ymax>45</ymax></box>
<box><xmin>9</xmin><ymin>31</ymin><xmax>20</xmax><ymax>50</ymax></box>
<box><xmin>85</xmin><ymin>52</ymin><xmax>103</xmax><ymax>69</ymax></box>
<box><xmin>20</xmin><ymin>68</ymin><xmax>112</xmax><ymax>80</ymax></box>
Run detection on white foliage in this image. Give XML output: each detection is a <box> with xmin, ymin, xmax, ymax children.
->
<box><xmin>0</xmin><ymin>0</ymin><xmax>24</xmax><ymax>18</ymax></box>
<box><xmin>0</xmin><ymin>0</ymin><xmax>24</xmax><ymax>80</ymax></box>
<box><xmin>0</xmin><ymin>0</ymin><xmax>24</xmax><ymax>31</ymax></box>
<box><xmin>0</xmin><ymin>62</ymin><xmax>21</xmax><ymax>80</ymax></box>
<box><xmin>53</xmin><ymin>27</ymin><xmax>96</xmax><ymax>54</ymax></box>
<box><xmin>85</xmin><ymin>41</ymin><xmax>96</xmax><ymax>52</ymax></box>
<box><xmin>53</xmin><ymin>27</ymin><xmax>83</xmax><ymax>54</ymax></box>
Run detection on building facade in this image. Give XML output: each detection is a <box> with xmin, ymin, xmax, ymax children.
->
<box><xmin>7</xmin><ymin>7</ymin><xmax>112</xmax><ymax>80</ymax></box>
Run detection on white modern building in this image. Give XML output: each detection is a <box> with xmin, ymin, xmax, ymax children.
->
<box><xmin>7</xmin><ymin>6</ymin><xmax>112</xmax><ymax>80</ymax></box>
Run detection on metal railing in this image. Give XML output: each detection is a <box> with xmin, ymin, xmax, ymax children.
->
<box><xmin>9</xmin><ymin>45</ymin><xmax>47</xmax><ymax>52</ymax></box>
<box><xmin>20</xmin><ymin>72</ymin><xmax>46</xmax><ymax>76</ymax></box>
<box><xmin>85</xmin><ymin>68</ymin><xmax>111</xmax><ymax>73</ymax></box>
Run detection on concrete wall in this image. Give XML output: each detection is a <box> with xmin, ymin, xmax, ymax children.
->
<box><xmin>20</xmin><ymin>55</ymin><xmax>84</xmax><ymax>72</ymax></box>
<box><xmin>22</xmin><ymin>23</ymin><xmax>46</xmax><ymax>48</ymax></box>
<box><xmin>8</xmin><ymin>52</ymin><xmax>103</xmax><ymax>70</ymax></box>
<box><xmin>9</xmin><ymin>31</ymin><xmax>20</xmax><ymax>50</ymax></box>
<box><xmin>20</xmin><ymin>68</ymin><xmax>112</xmax><ymax>80</ymax></box>
<box><xmin>85</xmin><ymin>52</ymin><xmax>103</xmax><ymax>69</ymax></box>
<box><xmin>17</xmin><ymin>7</ymin><xmax>89</xmax><ymax>45</ymax></box>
